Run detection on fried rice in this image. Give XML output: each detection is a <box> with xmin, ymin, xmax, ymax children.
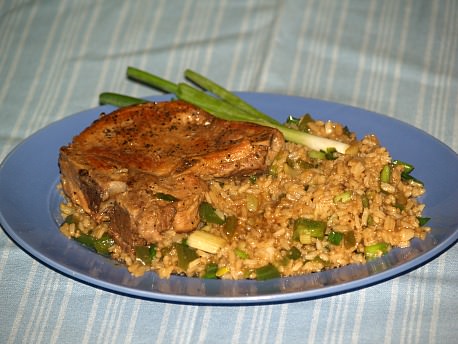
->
<box><xmin>59</xmin><ymin>116</ymin><xmax>429</xmax><ymax>280</ymax></box>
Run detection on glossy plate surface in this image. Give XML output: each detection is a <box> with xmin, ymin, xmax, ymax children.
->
<box><xmin>1</xmin><ymin>93</ymin><xmax>457</xmax><ymax>304</ymax></box>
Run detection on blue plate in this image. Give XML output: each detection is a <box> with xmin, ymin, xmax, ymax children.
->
<box><xmin>0</xmin><ymin>93</ymin><xmax>457</xmax><ymax>304</ymax></box>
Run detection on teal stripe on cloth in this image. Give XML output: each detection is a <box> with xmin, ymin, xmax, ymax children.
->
<box><xmin>0</xmin><ymin>1</ymin><xmax>456</xmax><ymax>343</ymax></box>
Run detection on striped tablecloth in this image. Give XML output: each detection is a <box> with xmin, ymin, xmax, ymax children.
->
<box><xmin>1</xmin><ymin>1</ymin><xmax>456</xmax><ymax>343</ymax></box>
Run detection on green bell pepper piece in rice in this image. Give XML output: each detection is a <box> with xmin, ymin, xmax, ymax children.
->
<box><xmin>293</xmin><ymin>218</ymin><xmax>327</xmax><ymax>244</ymax></box>
<box><xmin>328</xmin><ymin>231</ymin><xmax>344</xmax><ymax>245</ymax></box>
<box><xmin>199</xmin><ymin>202</ymin><xmax>225</xmax><ymax>225</ymax></box>
<box><xmin>223</xmin><ymin>215</ymin><xmax>238</xmax><ymax>239</ymax></box>
<box><xmin>255</xmin><ymin>263</ymin><xmax>281</xmax><ymax>280</ymax></box>
<box><xmin>364</xmin><ymin>242</ymin><xmax>390</xmax><ymax>260</ymax></box>
<box><xmin>75</xmin><ymin>233</ymin><xmax>114</xmax><ymax>256</ymax></box>
<box><xmin>135</xmin><ymin>245</ymin><xmax>157</xmax><ymax>265</ymax></box>
<box><xmin>202</xmin><ymin>263</ymin><xmax>219</xmax><ymax>279</ymax></box>
<box><xmin>174</xmin><ymin>242</ymin><xmax>199</xmax><ymax>270</ymax></box>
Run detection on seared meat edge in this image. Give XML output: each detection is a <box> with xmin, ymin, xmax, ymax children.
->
<box><xmin>58</xmin><ymin>101</ymin><xmax>284</xmax><ymax>252</ymax></box>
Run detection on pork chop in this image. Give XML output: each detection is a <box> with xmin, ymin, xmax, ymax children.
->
<box><xmin>59</xmin><ymin>100</ymin><xmax>284</xmax><ymax>251</ymax></box>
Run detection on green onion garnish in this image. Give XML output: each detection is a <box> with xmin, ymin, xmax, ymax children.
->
<box><xmin>99</xmin><ymin>67</ymin><xmax>350</xmax><ymax>154</ymax></box>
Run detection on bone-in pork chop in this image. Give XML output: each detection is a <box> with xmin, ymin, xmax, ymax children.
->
<box><xmin>59</xmin><ymin>100</ymin><xmax>284</xmax><ymax>251</ymax></box>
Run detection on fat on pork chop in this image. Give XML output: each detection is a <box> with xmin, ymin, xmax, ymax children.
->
<box><xmin>59</xmin><ymin>100</ymin><xmax>284</xmax><ymax>251</ymax></box>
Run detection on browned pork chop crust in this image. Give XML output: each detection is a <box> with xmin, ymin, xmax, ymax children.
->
<box><xmin>59</xmin><ymin>100</ymin><xmax>284</xmax><ymax>251</ymax></box>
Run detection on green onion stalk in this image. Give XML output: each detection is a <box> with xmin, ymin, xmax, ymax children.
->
<box><xmin>99</xmin><ymin>67</ymin><xmax>350</xmax><ymax>154</ymax></box>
